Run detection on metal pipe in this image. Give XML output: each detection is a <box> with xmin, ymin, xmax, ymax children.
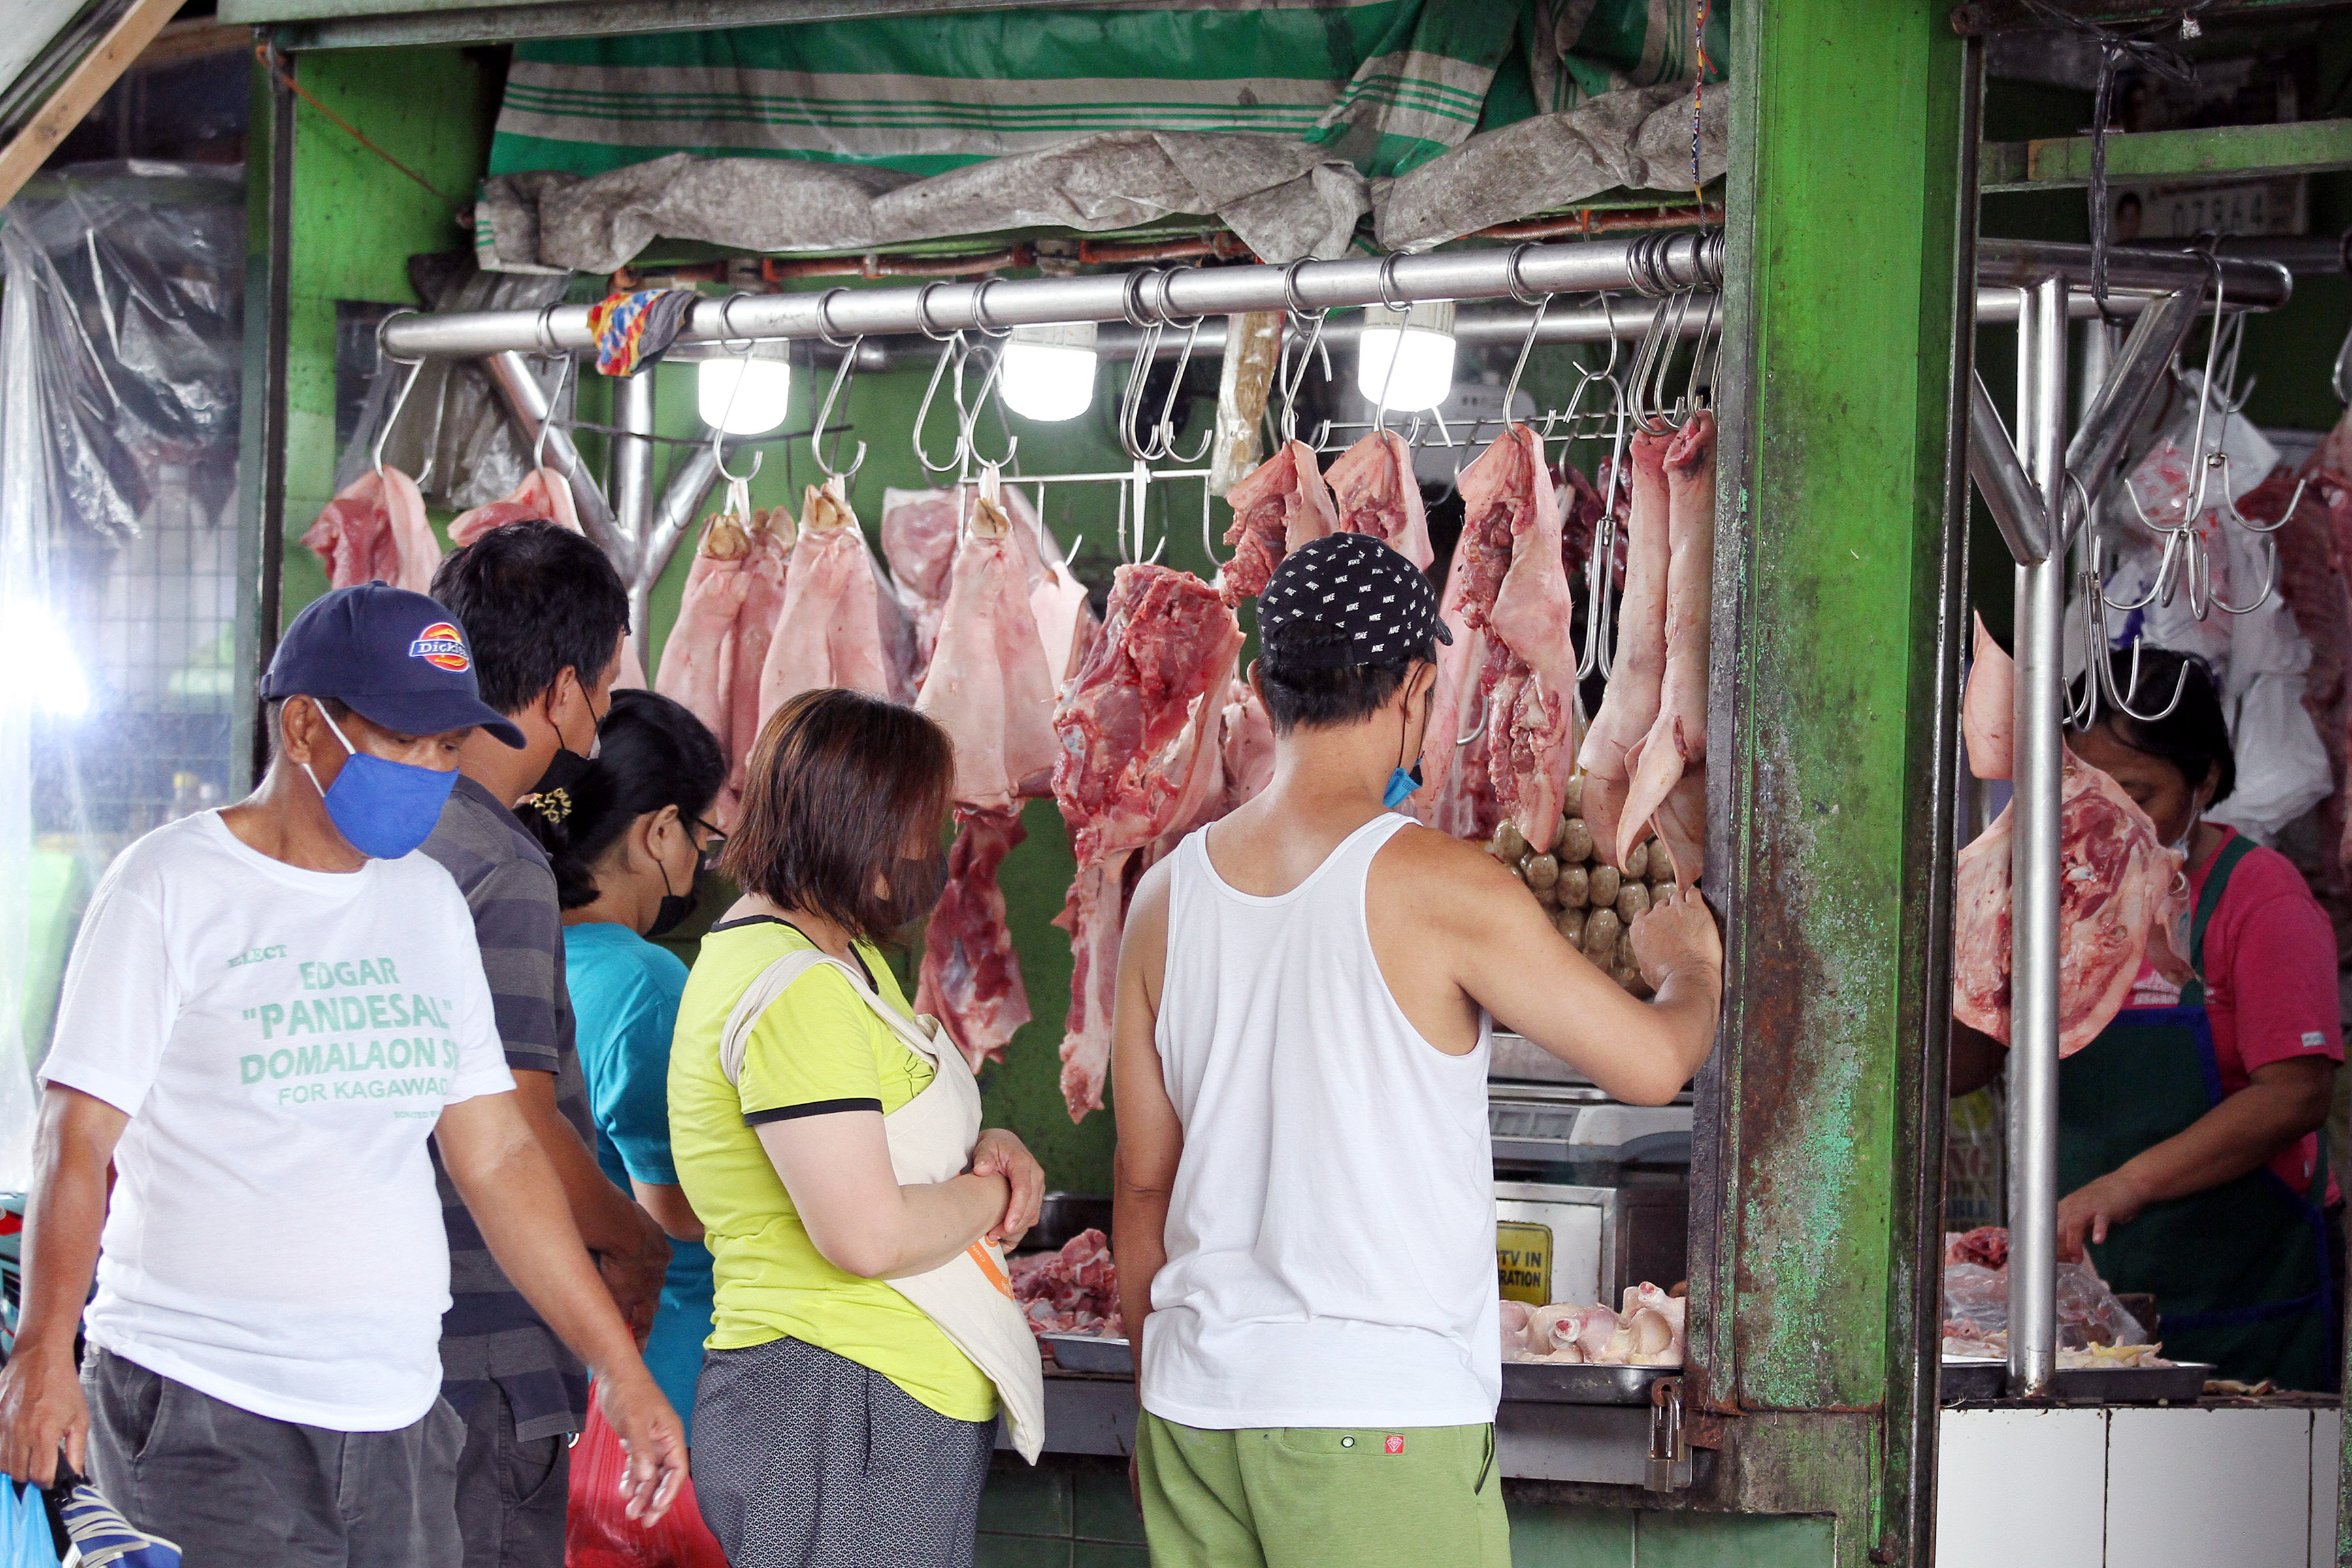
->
<box><xmin>383</xmin><ymin>233</ymin><xmax>1727</xmax><ymax>360</ymax></box>
<box><xmin>610</xmin><ymin>370</ymin><xmax>658</xmax><ymax>642</ymax></box>
<box><xmin>1967</xmin><ymin>371</ymin><xmax>2050</xmax><ymax>566</ymax></box>
<box><xmin>2008</xmin><ymin>274</ymin><xmax>2068</xmax><ymax>1401</ymax></box>
<box><xmin>640</xmin><ymin>442</ymin><xmax>723</xmax><ymax>648</ymax></box>
<box><xmin>2063</xmin><ymin>287</ymin><xmax>2200</xmax><ymax>499</ymax></box>
<box><xmin>483</xmin><ymin>350</ymin><xmax>621</xmax><ymax>560</ymax></box>
<box><xmin>1976</xmin><ymin>238</ymin><xmax>2291</xmax><ymax>308</ymax></box>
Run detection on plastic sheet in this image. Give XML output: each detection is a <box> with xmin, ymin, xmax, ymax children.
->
<box><xmin>0</xmin><ymin>161</ymin><xmax>246</xmax><ymax>1183</ymax></box>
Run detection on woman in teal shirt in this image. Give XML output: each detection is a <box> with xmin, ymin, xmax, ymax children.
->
<box><xmin>525</xmin><ymin>688</ymin><xmax>727</xmax><ymax>1439</ymax></box>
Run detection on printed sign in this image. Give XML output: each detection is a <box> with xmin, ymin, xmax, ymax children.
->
<box><xmin>1496</xmin><ymin>1220</ymin><xmax>1553</xmax><ymax>1306</ymax></box>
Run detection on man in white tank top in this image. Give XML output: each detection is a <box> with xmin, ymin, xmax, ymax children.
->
<box><xmin>1111</xmin><ymin>534</ymin><xmax>1723</xmax><ymax>1567</ymax></box>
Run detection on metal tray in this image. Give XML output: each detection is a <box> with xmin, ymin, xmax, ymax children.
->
<box><xmin>1940</xmin><ymin>1358</ymin><xmax>2214</xmax><ymax>1403</ymax></box>
<box><xmin>1039</xmin><ymin>1333</ymin><xmax>1133</xmax><ymax>1376</ymax></box>
<box><xmin>1501</xmin><ymin>1360</ymin><xmax>1677</xmax><ymax>1406</ymax></box>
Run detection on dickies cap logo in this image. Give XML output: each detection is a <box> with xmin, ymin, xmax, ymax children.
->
<box><xmin>408</xmin><ymin>622</ymin><xmax>470</xmax><ymax>672</ymax></box>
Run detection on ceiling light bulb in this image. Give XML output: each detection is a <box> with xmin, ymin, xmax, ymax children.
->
<box><xmin>1000</xmin><ymin>322</ymin><xmax>1098</xmax><ymax>423</ymax></box>
<box><xmin>1356</xmin><ymin>300</ymin><xmax>1458</xmax><ymax>413</ymax></box>
<box><xmin>697</xmin><ymin>354</ymin><xmax>792</xmax><ymax>436</ymax></box>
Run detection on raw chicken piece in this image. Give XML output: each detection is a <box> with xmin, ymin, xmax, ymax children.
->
<box><xmin>758</xmin><ymin>480</ymin><xmax>916</xmax><ymax>728</ymax></box>
<box><xmin>1965</xmin><ymin>612</ymin><xmax>2016</xmax><ymax>781</ymax></box>
<box><xmin>1051</xmin><ymin>566</ymin><xmax>1243</xmax><ymax>1119</ymax></box>
<box><xmin>1217</xmin><ymin>440</ymin><xmax>1336</xmax><ymax>604</ymax></box>
<box><xmin>1576</xmin><ymin>431</ymin><xmax>1673</xmax><ymax>866</ymax></box>
<box><xmin>1325</xmin><ymin>430</ymin><xmax>1433</xmax><ymax>570</ymax></box>
<box><xmin>915</xmin><ymin>477</ymin><xmax>1060</xmax><ymax>813</ymax></box>
<box><xmin>300</xmin><ymin>466</ymin><xmax>441</xmax><ymax>595</ymax></box>
<box><xmin>1617</xmin><ymin>413</ymin><xmax>1716</xmax><ymax>868</ymax></box>
<box><xmin>1500</xmin><ymin>1299</ymin><xmax>1534</xmax><ymax>1359</ymax></box>
<box><xmin>1619</xmin><ymin>1282</ymin><xmax>1687</xmax><ymax>1367</ymax></box>
<box><xmin>915</xmin><ymin>808</ymin><xmax>1032</xmax><ymax>1070</ymax></box>
<box><xmin>1952</xmin><ymin>753</ymin><xmax>2192</xmax><ymax>1055</ymax></box>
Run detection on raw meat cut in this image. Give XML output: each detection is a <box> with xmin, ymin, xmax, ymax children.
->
<box><xmin>1952</xmin><ymin>753</ymin><xmax>2191</xmax><ymax>1056</ymax></box>
<box><xmin>1217</xmin><ymin>440</ymin><xmax>1335</xmax><ymax>604</ymax></box>
<box><xmin>1011</xmin><ymin>1227</ymin><xmax>1121</xmax><ymax>1339</ymax></box>
<box><xmin>1616</xmin><ymin>413</ymin><xmax>1716</xmax><ymax>870</ymax></box>
<box><xmin>654</xmin><ymin>505</ymin><xmax>794</xmax><ymax>826</ymax></box>
<box><xmin>448</xmin><ymin>467</ymin><xmax>649</xmax><ymax>689</ymax></box>
<box><xmin>1416</xmin><ymin>425</ymin><xmax>1577</xmax><ymax>846</ymax></box>
<box><xmin>1576</xmin><ymin>431</ymin><xmax>1673</xmax><ymax>866</ymax></box>
<box><xmin>1557</xmin><ymin>461</ymin><xmax>1607</xmax><ymax>580</ymax></box>
<box><xmin>1500</xmin><ymin>1284</ymin><xmax>1683</xmax><ymax>1367</ymax></box>
<box><xmin>757</xmin><ymin>478</ymin><xmax>917</xmax><ymax>726</ymax></box>
<box><xmin>1218</xmin><ymin>679</ymin><xmax>1277</xmax><ymax>812</ymax></box>
<box><xmin>1945</xmin><ymin>1226</ymin><xmax>2010</xmax><ymax>1270</ymax></box>
<box><xmin>448</xmin><ymin>465</ymin><xmax>580</xmax><ymax>544</ymax></box>
<box><xmin>910</xmin><ymin>476</ymin><xmax>1063</xmax><ymax>1070</ymax></box>
<box><xmin>883</xmin><ymin>480</ymin><xmax>1096</xmax><ymax>687</ymax></box>
<box><xmin>915</xmin><ymin>477</ymin><xmax>1060</xmax><ymax>813</ymax></box>
<box><xmin>2255</xmin><ymin>463</ymin><xmax>2352</xmax><ymax>953</ymax></box>
<box><xmin>1051</xmin><ymin>565</ymin><xmax>1243</xmax><ymax>1120</ymax></box>
<box><xmin>1325</xmin><ymin>430</ymin><xmax>1433</xmax><ymax>570</ymax></box>
<box><xmin>299</xmin><ymin>466</ymin><xmax>440</xmax><ymax>595</ymax></box>
<box><xmin>1964</xmin><ymin>612</ymin><xmax>2015</xmax><ymax>781</ymax></box>
<box><xmin>915</xmin><ymin>808</ymin><xmax>1032</xmax><ymax>1070</ymax></box>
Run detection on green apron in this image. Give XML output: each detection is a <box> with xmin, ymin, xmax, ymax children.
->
<box><xmin>2055</xmin><ymin>832</ymin><xmax>2336</xmax><ymax>1390</ymax></box>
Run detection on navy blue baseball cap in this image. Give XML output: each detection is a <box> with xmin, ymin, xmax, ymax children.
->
<box><xmin>261</xmin><ymin>583</ymin><xmax>526</xmax><ymax>747</ymax></box>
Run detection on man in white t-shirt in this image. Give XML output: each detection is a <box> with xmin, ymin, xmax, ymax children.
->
<box><xmin>0</xmin><ymin>584</ymin><xmax>688</xmax><ymax>1566</ymax></box>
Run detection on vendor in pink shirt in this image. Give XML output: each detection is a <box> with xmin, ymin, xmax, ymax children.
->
<box><xmin>1955</xmin><ymin>647</ymin><xmax>2341</xmax><ymax>1390</ymax></box>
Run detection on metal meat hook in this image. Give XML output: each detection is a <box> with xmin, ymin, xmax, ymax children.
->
<box><xmin>913</xmin><ymin>333</ymin><xmax>973</xmax><ymax>477</ymax></box>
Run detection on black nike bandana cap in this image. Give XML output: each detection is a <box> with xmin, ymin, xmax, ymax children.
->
<box><xmin>1258</xmin><ymin>532</ymin><xmax>1452</xmax><ymax>668</ymax></box>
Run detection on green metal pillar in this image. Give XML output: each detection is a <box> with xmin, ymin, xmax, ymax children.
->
<box><xmin>1686</xmin><ymin>3</ymin><xmax>1973</xmax><ymax>1563</ymax></box>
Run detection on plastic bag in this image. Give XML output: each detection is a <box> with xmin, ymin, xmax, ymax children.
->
<box><xmin>564</xmin><ymin>1384</ymin><xmax>725</xmax><ymax>1568</ymax></box>
<box><xmin>0</xmin><ymin>1481</ymin><xmax>57</xmax><ymax>1568</ymax></box>
<box><xmin>1939</xmin><ymin>1239</ymin><xmax>2149</xmax><ymax>1350</ymax></box>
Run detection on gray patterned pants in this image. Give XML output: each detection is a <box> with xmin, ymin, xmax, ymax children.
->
<box><xmin>692</xmin><ymin>1334</ymin><xmax>995</xmax><ymax>1568</ymax></box>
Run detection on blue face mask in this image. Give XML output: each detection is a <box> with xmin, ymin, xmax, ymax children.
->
<box><xmin>1383</xmin><ymin>762</ymin><xmax>1425</xmax><ymax>810</ymax></box>
<box><xmin>301</xmin><ymin>704</ymin><xmax>457</xmax><ymax>860</ymax></box>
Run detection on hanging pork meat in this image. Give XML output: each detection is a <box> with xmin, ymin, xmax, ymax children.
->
<box><xmin>449</xmin><ymin>467</ymin><xmax>650</xmax><ymax>689</ymax></box>
<box><xmin>1614</xmin><ymin>411</ymin><xmax>1716</xmax><ymax>878</ymax></box>
<box><xmin>653</xmin><ymin>504</ymin><xmax>794</xmax><ymax>826</ymax></box>
<box><xmin>757</xmin><ymin>477</ymin><xmax>919</xmax><ymax>727</ymax></box>
<box><xmin>1217</xmin><ymin>440</ymin><xmax>1335</xmax><ymax>604</ymax></box>
<box><xmin>300</xmin><ymin>466</ymin><xmax>441</xmax><ymax>595</ymax></box>
<box><xmin>1576</xmin><ymin>429</ymin><xmax>1673</xmax><ymax>866</ymax></box>
<box><xmin>1952</xmin><ymin>751</ymin><xmax>2191</xmax><ymax>1056</ymax></box>
<box><xmin>913</xmin><ymin>476</ymin><xmax>1062</xmax><ymax>1070</ymax></box>
<box><xmin>1326</xmin><ymin>430</ymin><xmax>1433</xmax><ymax>570</ymax></box>
<box><xmin>1052</xmin><ymin>565</ymin><xmax>1243</xmax><ymax>1119</ymax></box>
<box><xmin>883</xmin><ymin>482</ymin><xmax>1097</xmax><ymax>688</ymax></box>
<box><xmin>1418</xmin><ymin>425</ymin><xmax>1576</xmax><ymax>846</ymax></box>
<box><xmin>1964</xmin><ymin>612</ymin><xmax>2015</xmax><ymax>782</ymax></box>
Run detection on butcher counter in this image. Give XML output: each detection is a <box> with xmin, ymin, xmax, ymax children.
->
<box><xmin>994</xmin><ymin>1365</ymin><xmax>1697</xmax><ymax>1490</ymax></box>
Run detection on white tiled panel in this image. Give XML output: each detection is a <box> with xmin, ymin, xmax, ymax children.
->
<box><xmin>2105</xmin><ymin>1409</ymin><xmax>2310</xmax><ymax>1568</ymax></box>
<box><xmin>2311</xmin><ymin>1408</ymin><xmax>2340</xmax><ymax>1568</ymax></box>
<box><xmin>1937</xmin><ymin>1408</ymin><xmax>2107</xmax><ymax>1568</ymax></box>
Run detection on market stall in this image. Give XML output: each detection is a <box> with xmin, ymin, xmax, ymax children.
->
<box><xmin>14</xmin><ymin>1</ymin><xmax>2352</xmax><ymax>1562</ymax></box>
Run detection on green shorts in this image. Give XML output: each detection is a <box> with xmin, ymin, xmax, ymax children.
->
<box><xmin>1135</xmin><ymin>1410</ymin><xmax>1511</xmax><ymax>1568</ymax></box>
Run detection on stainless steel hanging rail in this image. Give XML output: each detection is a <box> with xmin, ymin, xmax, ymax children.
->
<box><xmin>380</xmin><ymin>233</ymin><xmax>1727</xmax><ymax>361</ymax></box>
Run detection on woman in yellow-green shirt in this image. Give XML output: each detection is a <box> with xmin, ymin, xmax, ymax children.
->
<box><xmin>670</xmin><ymin>689</ymin><xmax>1045</xmax><ymax>1568</ymax></box>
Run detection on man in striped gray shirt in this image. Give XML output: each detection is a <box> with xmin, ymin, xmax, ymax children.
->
<box><xmin>425</xmin><ymin>522</ymin><xmax>672</xmax><ymax>1568</ymax></box>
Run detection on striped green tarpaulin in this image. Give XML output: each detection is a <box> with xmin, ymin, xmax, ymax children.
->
<box><xmin>489</xmin><ymin>0</ymin><xmax>1725</xmax><ymax>185</ymax></box>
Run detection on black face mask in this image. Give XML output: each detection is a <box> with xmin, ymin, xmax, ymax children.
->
<box><xmin>531</xmin><ymin>691</ymin><xmax>606</xmax><ymax>802</ymax></box>
<box><xmin>648</xmin><ymin>866</ymin><xmax>701</xmax><ymax>939</ymax></box>
<box><xmin>883</xmin><ymin>849</ymin><xmax>951</xmax><ymax>934</ymax></box>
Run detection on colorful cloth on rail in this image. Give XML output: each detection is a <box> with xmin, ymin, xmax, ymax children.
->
<box><xmin>587</xmin><ymin>287</ymin><xmax>698</xmax><ymax>376</ymax></box>
<box><xmin>486</xmin><ymin>0</ymin><xmax>1724</xmax><ymax>186</ymax></box>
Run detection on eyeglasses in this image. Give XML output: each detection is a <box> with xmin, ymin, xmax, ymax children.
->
<box><xmin>694</xmin><ymin>821</ymin><xmax>727</xmax><ymax>875</ymax></box>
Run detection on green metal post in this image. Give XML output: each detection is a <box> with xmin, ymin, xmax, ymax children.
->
<box><xmin>1686</xmin><ymin>3</ymin><xmax>1971</xmax><ymax>1561</ymax></box>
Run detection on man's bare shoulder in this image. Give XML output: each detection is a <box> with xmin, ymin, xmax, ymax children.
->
<box><xmin>1373</xmin><ymin>821</ymin><xmax>1527</xmax><ymax>914</ymax></box>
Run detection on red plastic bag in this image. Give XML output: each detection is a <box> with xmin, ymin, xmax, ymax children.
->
<box><xmin>564</xmin><ymin>1384</ymin><xmax>727</xmax><ymax>1568</ymax></box>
